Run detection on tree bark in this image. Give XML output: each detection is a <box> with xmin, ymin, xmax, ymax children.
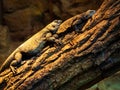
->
<box><xmin>0</xmin><ymin>0</ymin><xmax>120</xmax><ymax>90</ymax></box>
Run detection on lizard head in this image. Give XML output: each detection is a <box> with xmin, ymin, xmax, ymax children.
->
<box><xmin>84</xmin><ymin>10</ymin><xmax>96</xmax><ymax>19</ymax></box>
<box><xmin>49</xmin><ymin>20</ymin><xmax>62</xmax><ymax>33</ymax></box>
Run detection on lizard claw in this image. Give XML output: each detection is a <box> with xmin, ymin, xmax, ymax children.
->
<box><xmin>10</xmin><ymin>66</ymin><xmax>17</xmax><ymax>75</ymax></box>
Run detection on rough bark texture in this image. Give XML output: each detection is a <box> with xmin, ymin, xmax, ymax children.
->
<box><xmin>0</xmin><ymin>0</ymin><xmax>120</xmax><ymax>90</ymax></box>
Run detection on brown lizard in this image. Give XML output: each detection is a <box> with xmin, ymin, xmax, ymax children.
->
<box><xmin>0</xmin><ymin>20</ymin><xmax>62</xmax><ymax>74</ymax></box>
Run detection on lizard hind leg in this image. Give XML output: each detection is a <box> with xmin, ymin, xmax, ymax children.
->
<box><xmin>10</xmin><ymin>52</ymin><xmax>22</xmax><ymax>74</ymax></box>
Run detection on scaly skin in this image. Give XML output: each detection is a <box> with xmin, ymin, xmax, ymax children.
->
<box><xmin>0</xmin><ymin>20</ymin><xmax>62</xmax><ymax>74</ymax></box>
<box><xmin>56</xmin><ymin>10</ymin><xmax>96</xmax><ymax>34</ymax></box>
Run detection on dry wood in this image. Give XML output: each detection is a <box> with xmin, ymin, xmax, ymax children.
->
<box><xmin>0</xmin><ymin>0</ymin><xmax>120</xmax><ymax>90</ymax></box>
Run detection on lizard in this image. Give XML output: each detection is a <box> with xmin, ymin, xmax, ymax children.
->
<box><xmin>56</xmin><ymin>10</ymin><xmax>96</xmax><ymax>35</ymax></box>
<box><xmin>52</xmin><ymin>10</ymin><xmax>96</xmax><ymax>46</ymax></box>
<box><xmin>0</xmin><ymin>20</ymin><xmax>62</xmax><ymax>74</ymax></box>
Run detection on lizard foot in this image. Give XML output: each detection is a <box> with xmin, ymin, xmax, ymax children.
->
<box><xmin>10</xmin><ymin>60</ymin><xmax>20</xmax><ymax>75</ymax></box>
<box><xmin>10</xmin><ymin>65</ymin><xmax>17</xmax><ymax>75</ymax></box>
<box><xmin>10</xmin><ymin>52</ymin><xmax>22</xmax><ymax>75</ymax></box>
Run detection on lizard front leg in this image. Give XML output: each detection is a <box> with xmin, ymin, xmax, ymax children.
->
<box><xmin>10</xmin><ymin>52</ymin><xmax>22</xmax><ymax>74</ymax></box>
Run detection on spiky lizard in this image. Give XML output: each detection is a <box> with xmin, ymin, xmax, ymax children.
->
<box><xmin>0</xmin><ymin>20</ymin><xmax>62</xmax><ymax>74</ymax></box>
